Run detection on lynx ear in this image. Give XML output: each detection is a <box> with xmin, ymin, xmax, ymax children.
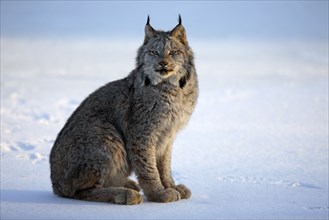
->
<box><xmin>144</xmin><ymin>15</ymin><xmax>156</xmax><ymax>44</ymax></box>
<box><xmin>171</xmin><ymin>15</ymin><xmax>187</xmax><ymax>45</ymax></box>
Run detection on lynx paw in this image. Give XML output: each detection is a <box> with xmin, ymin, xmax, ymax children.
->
<box><xmin>114</xmin><ymin>189</ymin><xmax>143</xmax><ymax>205</ymax></box>
<box><xmin>174</xmin><ymin>184</ymin><xmax>191</xmax><ymax>199</ymax></box>
<box><xmin>148</xmin><ymin>188</ymin><xmax>181</xmax><ymax>203</ymax></box>
<box><xmin>124</xmin><ymin>179</ymin><xmax>141</xmax><ymax>192</ymax></box>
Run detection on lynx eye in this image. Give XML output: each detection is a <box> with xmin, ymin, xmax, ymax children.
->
<box><xmin>169</xmin><ymin>50</ymin><xmax>178</xmax><ymax>56</ymax></box>
<box><xmin>150</xmin><ymin>50</ymin><xmax>159</xmax><ymax>56</ymax></box>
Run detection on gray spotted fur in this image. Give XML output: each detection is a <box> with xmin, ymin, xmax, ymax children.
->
<box><xmin>49</xmin><ymin>16</ymin><xmax>198</xmax><ymax>205</ymax></box>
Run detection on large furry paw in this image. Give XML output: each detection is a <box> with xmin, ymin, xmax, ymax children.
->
<box><xmin>148</xmin><ymin>188</ymin><xmax>181</xmax><ymax>203</ymax></box>
<box><xmin>114</xmin><ymin>189</ymin><xmax>143</xmax><ymax>205</ymax></box>
<box><xmin>124</xmin><ymin>179</ymin><xmax>141</xmax><ymax>192</ymax></box>
<box><xmin>174</xmin><ymin>184</ymin><xmax>191</xmax><ymax>199</ymax></box>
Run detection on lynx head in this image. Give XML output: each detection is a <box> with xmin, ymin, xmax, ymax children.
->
<box><xmin>136</xmin><ymin>15</ymin><xmax>194</xmax><ymax>87</ymax></box>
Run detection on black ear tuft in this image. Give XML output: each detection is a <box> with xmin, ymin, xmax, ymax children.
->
<box><xmin>171</xmin><ymin>15</ymin><xmax>187</xmax><ymax>45</ymax></box>
<box><xmin>144</xmin><ymin>15</ymin><xmax>156</xmax><ymax>44</ymax></box>
<box><xmin>146</xmin><ymin>15</ymin><xmax>150</xmax><ymax>25</ymax></box>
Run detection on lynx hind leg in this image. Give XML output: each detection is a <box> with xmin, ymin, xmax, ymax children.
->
<box><xmin>124</xmin><ymin>179</ymin><xmax>141</xmax><ymax>192</ymax></box>
<box><xmin>75</xmin><ymin>187</ymin><xmax>143</xmax><ymax>205</ymax></box>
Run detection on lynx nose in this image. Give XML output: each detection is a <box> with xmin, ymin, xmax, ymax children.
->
<box><xmin>158</xmin><ymin>61</ymin><xmax>168</xmax><ymax>68</ymax></box>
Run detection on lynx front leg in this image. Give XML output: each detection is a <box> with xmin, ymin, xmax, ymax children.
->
<box><xmin>157</xmin><ymin>143</ymin><xmax>191</xmax><ymax>199</ymax></box>
<box><xmin>157</xmin><ymin>144</ymin><xmax>175</xmax><ymax>188</ymax></box>
<box><xmin>127</xmin><ymin>96</ymin><xmax>181</xmax><ymax>203</ymax></box>
<box><xmin>128</xmin><ymin>141</ymin><xmax>180</xmax><ymax>203</ymax></box>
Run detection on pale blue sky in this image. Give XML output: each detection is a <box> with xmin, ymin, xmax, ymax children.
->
<box><xmin>1</xmin><ymin>1</ymin><xmax>328</xmax><ymax>40</ymax></box>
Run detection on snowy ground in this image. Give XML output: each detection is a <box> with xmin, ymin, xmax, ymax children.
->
<box><xmin>1</xmin><ymin>39</ymin><xmax>328</xmax><ymax>219</ymax></box>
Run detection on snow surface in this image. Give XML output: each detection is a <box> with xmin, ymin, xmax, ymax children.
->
<box><xmin>1</xmin><ymin>38</ymin><xmax>328</xmax><ymax>219</ymax></box>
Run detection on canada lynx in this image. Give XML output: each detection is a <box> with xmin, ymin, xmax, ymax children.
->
<box><xmin>50</xmin><ymin>15</ymin><xmax>198</xmax><ymax>205</ymax></box>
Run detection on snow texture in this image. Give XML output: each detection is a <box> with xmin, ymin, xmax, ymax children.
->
<box><xmin>1</xmin><ymin>38</ymin><xmax>328</xmax><ymax>219</ymax></box>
